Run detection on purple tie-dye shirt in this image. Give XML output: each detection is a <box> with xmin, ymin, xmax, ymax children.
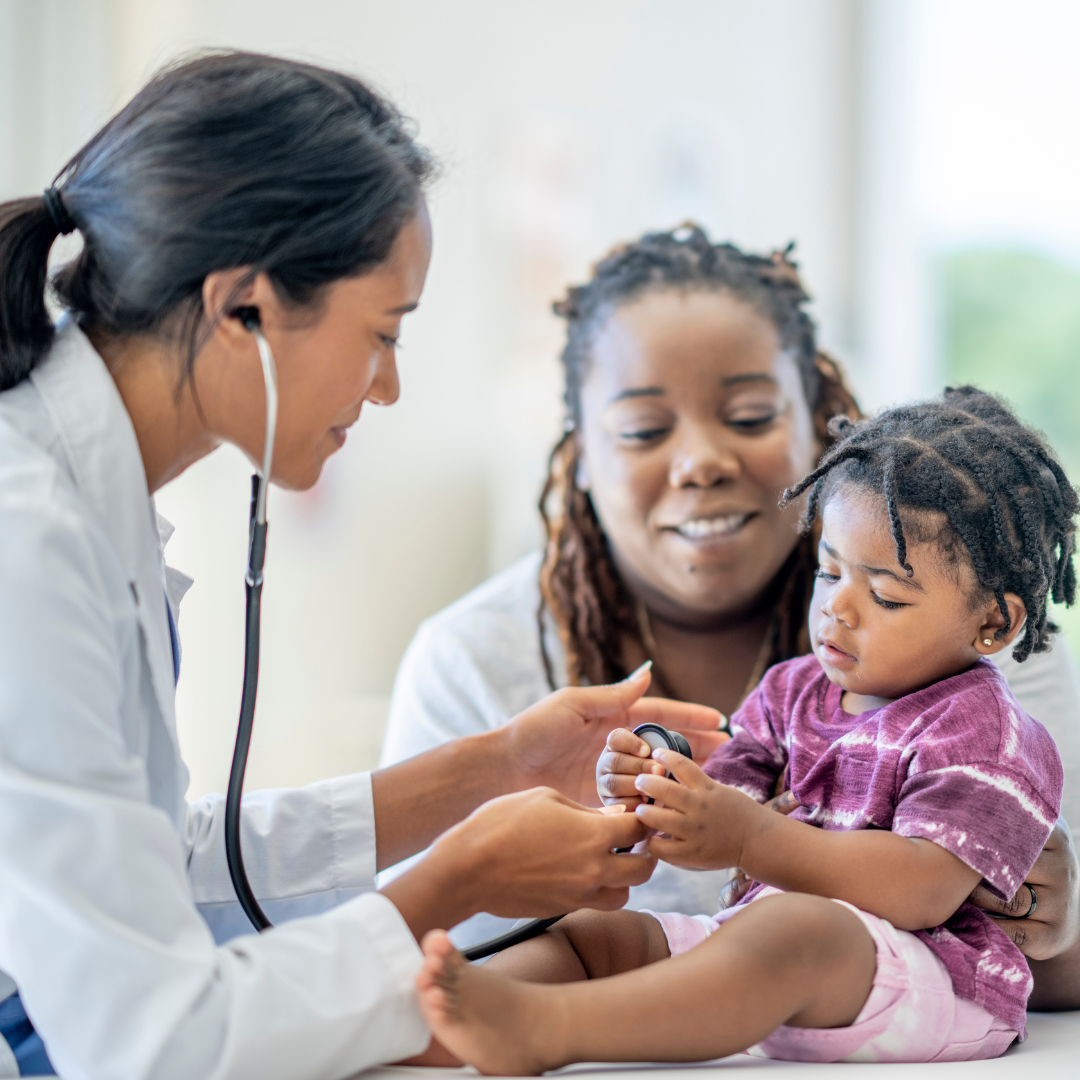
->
<box><xmin>703</xmin><ymin>654</ymin><xmax>1063</xmax><ymax>1037</ymax></box>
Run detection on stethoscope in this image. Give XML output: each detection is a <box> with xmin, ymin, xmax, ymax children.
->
<box><xmin>223</xmin><ymin>310</ymin><xmax>693</xmax><ymax>958</ymax></box>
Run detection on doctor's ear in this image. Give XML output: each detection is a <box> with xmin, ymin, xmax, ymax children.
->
<box><xmin>202</xmin><ymin>269</ymin><xmax>280</xmax><ymax>346</ymax></box>
<box><xmin>973</xmin><ymin>591</ymin><xmax>1027</xmax><ymax>655</ymax></box>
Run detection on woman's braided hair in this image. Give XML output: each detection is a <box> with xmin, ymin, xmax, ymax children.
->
<box><xmin>781</xmin><ymin>386</ymin><xmax>1079</xmax><ymax>662</ymax></box>
<box><xmin>539</xmin><ymin>223</ymin><xmax>860</xmax><ymax>688</ymax></box>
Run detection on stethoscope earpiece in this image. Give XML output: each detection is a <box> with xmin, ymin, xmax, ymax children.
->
<box><xmin>232</xmin><ymin>305</ymin><xmax>261</xmax><ymax>333</ymax></box>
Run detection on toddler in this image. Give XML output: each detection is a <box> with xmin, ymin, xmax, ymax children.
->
<box><xmin>415</xmin><ymin>387</ymin><xmax>1073</xmax><ymax>1071</ymax></box>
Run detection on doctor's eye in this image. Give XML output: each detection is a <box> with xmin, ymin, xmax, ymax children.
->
<box><xmin>378</xmin><ymin>333</ymin><xmax>400</xmax><ymax>348</ymax></box>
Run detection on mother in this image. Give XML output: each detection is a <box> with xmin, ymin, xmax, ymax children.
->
<box><xmin>0</xmin><ymin>54</ymin><xmax>735</xmax><ymax>1079</ymax></box>
<box><xmin>382</xmin><ymin>225</ymin><xmax>1080</xmax><ymax>1006</ymax></box>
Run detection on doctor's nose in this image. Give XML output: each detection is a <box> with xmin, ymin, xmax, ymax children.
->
<box><xmin>367</xmin><ymin>351</ymin><xmax>400</xmax><ymax>407</ymax></box>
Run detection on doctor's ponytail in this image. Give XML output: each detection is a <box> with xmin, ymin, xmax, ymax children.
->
<box><xmin>0</xmin><ymin>51</ymin><xmax>434</xmax><ymax>392</ymax></box>
<box><xmin>0</xmin><ymin>197</ymin><xmax>68</xmax><ymax>390</ymax></box>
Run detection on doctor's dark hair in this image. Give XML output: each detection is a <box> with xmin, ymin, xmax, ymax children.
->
<box><xmin>781</xmin><ymin>386</ymin><xmax>1079</xmax><ymax>662</ymax></box>
<box><xmin>0</xmin><ymin>50</ymin><xmax>434</xmax><ymax>391</ymax></box>
<box><xmin>538</xmin><ymin>224</ymin><xmax>860</xmax><ymax>689</ymax></box>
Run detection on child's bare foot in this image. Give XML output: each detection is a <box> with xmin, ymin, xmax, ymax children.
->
<box><xmin>416</xmin><ymin>930</ymin><xmax>564</xmax><ymax>1076</ymax></box>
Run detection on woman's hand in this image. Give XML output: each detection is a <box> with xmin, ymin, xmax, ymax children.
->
<box><xmin>500</xmin><ymin>666</ymin><xmax>724</xmax><ymax>808</ymax></box>
<box><xmin>380</xmin><ymin>788</ymin><xmax>655</xmax><ymax>941</ymax></box>
<box><xmin>968</xmin><ymin>819</ymin><xmax>1080</xmax><ymax>963</ymax></box>
<box><xmin>597</xmin><ymin>723</ymin><xmax>730</xmax><ymax>809</ymax></box>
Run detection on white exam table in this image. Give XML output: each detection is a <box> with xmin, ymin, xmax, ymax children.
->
<box><xmin>365</xmin><ymin>1010</ymin><xmax>1080</xmax><ymax>1079</ymax></box>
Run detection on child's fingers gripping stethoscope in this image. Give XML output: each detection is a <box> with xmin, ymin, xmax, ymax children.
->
<box><xmin>613</xmin><ymin>724</ymin><xmax>692</xmax><ymax>853</ymax></box>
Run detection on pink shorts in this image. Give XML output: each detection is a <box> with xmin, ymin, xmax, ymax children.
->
<box><xmin>645</xmin><ymin>888</ymin><xmax>1019</xmax><ymax>1064</ymax></box>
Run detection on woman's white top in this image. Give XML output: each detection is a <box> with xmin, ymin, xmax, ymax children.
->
<box><xmin>381</xmin><ymin>551</ymin><xmax>1080</xmax><ymax>946</ymax></box>
<box><xmin>0</xmin><ymin>325</ymin><xmax>428</xmax><ymax>1080</ymax></box>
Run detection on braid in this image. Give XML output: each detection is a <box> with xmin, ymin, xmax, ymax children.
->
<box><xmin>780</xmin><ymin>387</ymin><xmax>1080</xmax><ymax>662</ymax></box>
<box><xmin>538</xmin><ymin>432</ymin><xmax>635</xmax><ymax>687</ymax></box>
<box><xmin>539</xmin><ymin>223</ymin><xmax>861</xmax><ymax>687</ymax></box>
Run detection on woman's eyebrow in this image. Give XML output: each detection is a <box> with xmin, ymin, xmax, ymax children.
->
<box><xmin>609</xmin><ymin>386</ymin><xmax>664</xmax><ymax>404</ymax></box>
<box><xmin>722</xmin><ymin>372</ymin><xmax>777</xmax><ymax>387</ymax></box>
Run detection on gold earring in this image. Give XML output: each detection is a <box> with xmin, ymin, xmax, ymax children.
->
<box><xmin>983</xmin><ymin>638</ymin><xmax>993</xmax><ymax>647</ymax></box>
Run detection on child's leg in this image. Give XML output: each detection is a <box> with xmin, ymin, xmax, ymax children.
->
<box><xmin>483</xmin><ymin>908</ymin><xmax>670</xmax><ymax>984</ymax></box>
<box><xmin>416</xmin><ymin>892</ymin><xmax>876</xmax><ymax>1076</ymax></box>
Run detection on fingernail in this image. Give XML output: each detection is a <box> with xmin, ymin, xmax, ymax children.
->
<box><xmin>635</xmin><ymin>775</ymin><xmax>647</xmax><ymax>790</ymax></box>
<box><xmin>624</xmin><ymin>660</ymin><xmax>652</xmax><ymax>681</ymax></box>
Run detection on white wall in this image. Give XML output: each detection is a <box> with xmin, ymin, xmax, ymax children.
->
<box><xmin>0</xmin><ymin>0</ymin><xmax>863</xmax><ymax>797</ymax></box>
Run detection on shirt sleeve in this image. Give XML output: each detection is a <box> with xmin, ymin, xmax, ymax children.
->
<box><xmin>182</xmin><ymin>772</ymin><xmax>379</xmax><ymax>943</ymax></box>
<box><xmin>892</xmin><ymin>687</ymin><xmax>1064</xmax><ymax>901</ymax></box>
<box><xmin>0</xmin><ymin>498</ymin><xmax>429</xmax><ymax>1080</ymax></box>
<box><xmin>702</xmin><ymin>682</ymin><xmax>787</xmax><ymax>803</ymax></box>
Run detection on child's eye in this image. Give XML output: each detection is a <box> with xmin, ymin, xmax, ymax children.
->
<box><xmin>871</xmin><ymin>593</ymin><xmax>906</xmax><ymax>610</ymax></box>
<box><xmin>814</xmin><ymin>569</ymin><xmax>839</xmax><ymax>583</ymax></box>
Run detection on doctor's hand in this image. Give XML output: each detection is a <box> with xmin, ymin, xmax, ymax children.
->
<box><xmin>380</xmin><ymin>788</ymin><xmax>655</xmax><ymax>942</ymax></box>
<box><xmin>498</xmin><ymin>664</ymin><xmax>724</xmax><ymax>808</ymax></box>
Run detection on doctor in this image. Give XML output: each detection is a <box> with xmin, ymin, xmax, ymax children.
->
<box><xmin>0</xmin><ymin>52</ymin><xmax>714</xmax><ymax>1079</ymax></box>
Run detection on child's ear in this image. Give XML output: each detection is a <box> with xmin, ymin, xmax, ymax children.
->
<box><xmin>973</xmin><ymin>592</ymin><xmax>1027</xmax><ymax>656</ymax></box>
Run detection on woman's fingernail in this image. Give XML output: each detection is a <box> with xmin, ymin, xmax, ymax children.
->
<box><xmin>624</xmin><ymin>660</ymin><xmax>653</xmax><ymax>681</ymax></box>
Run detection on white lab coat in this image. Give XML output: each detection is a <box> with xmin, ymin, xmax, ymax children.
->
<box><xmin>0</xmin><ymin>323</ymin><xmax>429</xmax><ymax>1079</ymax></box>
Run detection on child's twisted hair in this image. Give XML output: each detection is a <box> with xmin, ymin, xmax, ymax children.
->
<box><xmin>782</xmin><ymin>386</ymin><xmax>1079</xmax><ymax>661</ymax></box>
<box><xmin>539</xmin><ymin>223</ymin><xmax>860</xmax><ymax>688</ymax></box>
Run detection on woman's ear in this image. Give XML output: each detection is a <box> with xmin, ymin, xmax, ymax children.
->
<box><xmin>973</xmin><ymin>591</ymin><xmax>1028</xmax><ymax>655</ymax></box>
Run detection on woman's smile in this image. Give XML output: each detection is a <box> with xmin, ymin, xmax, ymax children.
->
<box><xmin>661</xmin><ymin>510</ymin><xmax>757</xmax><ymax>545</ymax></box>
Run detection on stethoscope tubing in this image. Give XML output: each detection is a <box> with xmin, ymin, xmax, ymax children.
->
<box><xmin>224</xmin><ymin>319</ymin><xmax>277</xmax><ymax>934</ymax></box>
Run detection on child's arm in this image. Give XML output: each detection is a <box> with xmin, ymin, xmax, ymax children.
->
<box><xmin>636</xmin><ymin>749</ymin><xmax>980</xmax><ymax>931</ymax></box>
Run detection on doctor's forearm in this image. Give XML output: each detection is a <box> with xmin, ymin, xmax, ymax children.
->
<box><xmin>371</xmin><ymin>728</ymin><xmax>511</xmax><ymax>872</ymax></box>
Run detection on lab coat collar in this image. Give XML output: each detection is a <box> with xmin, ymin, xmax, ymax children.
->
<box><xmin>30</xmin><ymin>322</ymin><xmax>182</xmax><ymax>729</ymax></box>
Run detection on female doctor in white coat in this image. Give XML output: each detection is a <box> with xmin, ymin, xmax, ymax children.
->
<box><xmin>0</xmin><ymin>52</ymin><xmax>715</xmax><ymax>1079</ymax></box>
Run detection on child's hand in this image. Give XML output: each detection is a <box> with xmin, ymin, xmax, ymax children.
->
<box><xmin>633</xmin><ymin>748</ymin><xmax>764</xmax><ymax>871</ymax></box>
<box><xmin>596</xmin><ymin>720</ymin><xmax>730</xmax><ymax>809</ymax></box>
<box><xmin>596</xmin><ymin>727</ymin><xmax>668</xmax><ymax>808</ymax></box>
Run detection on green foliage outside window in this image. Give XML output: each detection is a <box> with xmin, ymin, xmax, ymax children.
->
<box><xmin>940</xmin><ymin>248</ymin><xmax>1080</xmax><ymax>661</ymax></box>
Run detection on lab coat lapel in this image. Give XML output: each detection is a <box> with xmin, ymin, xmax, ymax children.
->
<box><xmin>29</xmin><ymin>324</ymin><xmax>182</xmax><ymax>737</ymax></box>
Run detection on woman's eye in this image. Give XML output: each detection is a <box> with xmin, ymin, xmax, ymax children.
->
<box><xmin>871</xmin><ymin>594</ymin><xmax>905</xmax><ymax>610</ymax></box>
<box><xmin>814</xmin><ymin>569</ymin><xmax>839</xmax><ymax>583</ymax></box>
<box><xmin>727</xmin><ymin>412</ymin><xmax>777</xmax><ymax>430</ymax></box>
<box><xmin>619</xmin><ymin>427</ymin><xmax>671</xmax><ymax>443</ymax></box>
<box><xmin>378</xmin><ymin>333</ymin><xmax>400</xmax><ymax>348</ymax></box>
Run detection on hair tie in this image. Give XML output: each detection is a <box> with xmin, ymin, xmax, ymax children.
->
<box><xmin>42</xmin><ymin>187</ymin><xmax>77</xmax><ymax>235</ymax></box>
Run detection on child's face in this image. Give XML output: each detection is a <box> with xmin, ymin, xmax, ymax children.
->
<box><xmin>808</xmin><ymin>485</ymin><xmax>1021</xmax><ymax>701</ymax></box>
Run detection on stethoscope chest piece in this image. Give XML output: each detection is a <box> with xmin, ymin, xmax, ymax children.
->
<box><xmin>631</xmin><ymin>722</ymin><xmax>691</xmax><ymax>804</ymax></box>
